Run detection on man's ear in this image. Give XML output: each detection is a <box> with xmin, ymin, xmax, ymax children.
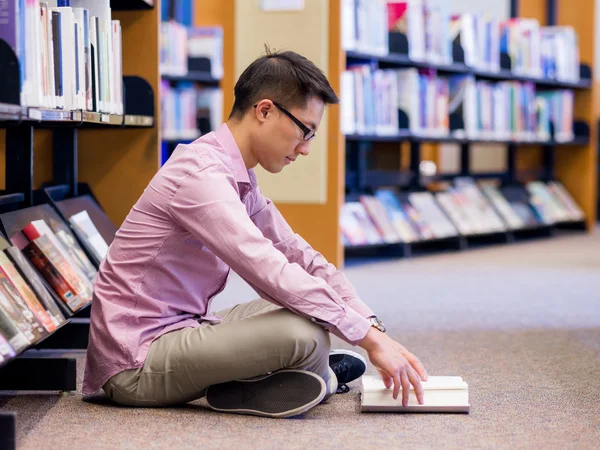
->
<box><xmin>254</xmin><ymin>99</ymin><xmax>274</xmax><ymax>123</ymax></box>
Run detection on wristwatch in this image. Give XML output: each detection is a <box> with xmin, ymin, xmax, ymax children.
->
<box><xmin>369</xmin><ymin>316</ymin><xmax>386</xmax><ymax>333</ymax></box>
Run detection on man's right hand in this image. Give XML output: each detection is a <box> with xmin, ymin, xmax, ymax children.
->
<box><xmin>359</xmin><ymin>327</ymin><xmax>429</xmax><ymax>407</ymax></box>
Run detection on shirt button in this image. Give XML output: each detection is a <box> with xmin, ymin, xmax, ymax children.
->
<box><xmin>349</xmin><ymin>327</ymin><xmax>355</xmax><ymax>333</ymax></box>
<box><xmin>311</xmin><ymin>318</ymin><xmax>316</xmax><ymax>322</ymax></box>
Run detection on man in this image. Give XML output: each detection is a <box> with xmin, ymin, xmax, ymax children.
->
<box><xmin>83</xmin><ymin>48</ymin><xmax>428</xmax><ymax>418</ymax></box>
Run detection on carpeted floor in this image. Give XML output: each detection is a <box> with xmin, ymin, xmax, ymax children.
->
<box><xmin>1</xmin><ymin>230</ymin><xmax>599</xmax><ymax>449</ymax></box>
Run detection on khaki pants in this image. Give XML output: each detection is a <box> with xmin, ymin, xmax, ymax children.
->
<box><xmin>103</xmin><ymin>299</ymin><xmax>333</xmax><ymax>407</ymax></box>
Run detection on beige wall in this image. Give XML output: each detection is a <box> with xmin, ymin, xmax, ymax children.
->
<box><xmin>234</xmin><ymin>0</ymin><xmax>330</xmax><ymax>204</ymax></box>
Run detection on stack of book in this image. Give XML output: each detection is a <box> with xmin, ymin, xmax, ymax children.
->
<box><xmin>341</xmin><ymin>179</ymin><xmax>584</xmax><ymax>247</ymax></box>
<box><xmin>0</xmin><ymin>211</ymin><xmax>109</xmax><ymax>361</ymax></box>
<box><xmin>0</xmin><ymin>0</ymin><xmax>124</xmax><ymax>114</ymax></box>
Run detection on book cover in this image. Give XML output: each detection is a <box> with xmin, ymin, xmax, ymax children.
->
<box><xmin>0</xmin><ymin>251</ymin><xmax>57</xmax><ymax>333</ymax></box>
<box><xmin>374</xmin><ymin>190</ymin><xmax>420</xmax><ymax>243</ymax></box>
<box><xmin>361</xmin><ymin>375</ymin><xmax>470</xmax><ymax>413</ymax></box>
<box><xmin>23</xmin><ymin>219</ymin><xmax>96</xmax><ymax>285</ymax></box>
<box><xmin>0</xmin><ymin>306</ymin><xmax>30</xmax><ymax>354</ymax></box>
<box><xmin>0</xmin><ymin>279</ymin><xmax>37</xmax><ymax>347</ymax></box>
<box><xmin>359</xmin><ymin>196</ymin><xmax>401</xmax><ymax>244</ymax></box>
<box><xmin>5</xmin><ymin>245</ymin><xmax>66</xmax><ymax>325</ymax></box>
<box><xmin>20</xmin><ymin>235</ymin><xmax>87</xmax><ymax>313</ymax></box>
<box><xmin>0</xmin><ymin>333</ymin><xmax>16</xmax><ymax>361</ymax></box>
<box><xmin>69</xmin><ymin>210</ymin><xmax>109</xmax><ymax>265</ymax></box>
<box><xmin>0</xmin><ymin>268</ymin><xmax>46</xmax><ymax>343</ymax></box>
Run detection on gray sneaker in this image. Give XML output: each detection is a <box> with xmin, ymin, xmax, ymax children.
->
<box><xmin>205</xmin><ymin>370</ymin><xmax>326</xmax><ymax>418</ymax></box>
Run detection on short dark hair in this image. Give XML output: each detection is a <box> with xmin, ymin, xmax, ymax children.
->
<box><xmin>229</xmin><ymin>45</ymin><xmax>339</xmax><ymax>119</ymax></box>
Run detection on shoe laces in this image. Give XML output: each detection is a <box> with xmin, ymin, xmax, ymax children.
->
<box><xmin>336</xmin><ymin>384</ymin><xmax>350</xmax><ymax>394</ymax></box>
<box><xmin>333</xmin><ymin>361</ymin><xmax>351</xmax><ymax>394</ymax></box>
<box><xmin>333</xmin><ymin>361</ymin><xmax>350</xmax><ymax>375</ymax></box>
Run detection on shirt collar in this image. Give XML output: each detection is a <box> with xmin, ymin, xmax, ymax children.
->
<box><xmin>215</xmin><ymin>123</ymin><xmax>251</xmax><ymax>185</ymax></box>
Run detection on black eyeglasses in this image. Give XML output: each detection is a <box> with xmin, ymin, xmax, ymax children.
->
<box><xmin>254</xmin><ymin>102</ymin><xmax>316</xmax><ymax>141</ymax></box>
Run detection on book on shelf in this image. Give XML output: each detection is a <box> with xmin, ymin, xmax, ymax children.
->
<box><xmin>341</xmin><ymin>0</ymin><xmax>388</xmax><ymax>56</ymax></box>
<box><xmin>502</xmin><ymin>19</ymin><xmax>580</xmax><ymax>82</ymax></box>
<box><xmin>161</xmin><ymin>81</ymin><xmax>223</xmax><ymax>142</ymax></box>
<box><xmin>0</xmin><ymin>0</ymin><xmax>123</xmax><ymax>113</ymax></box>
<box><xmin>480</xmin><ymin>184</ymin><xmax>526</xmax><ymax>230</ymax></box>
<box><xmin>341</xmin><ymin>61</ymin><xmax>576</xmax><ymax>142</ymax></box>
<box><xmin>0</xmin><ymin>267</ymin><xmax>44</xmax><ymax>350</ymax></box>
<box><xmin>0</xmin><ymin>303</ymin><xmax>31</xmax><ymax>354</ymax></box>
<box><xmin>188</xmin><ymin>26</ymin><xmax>224</xmax><ymax>80</ymax></box>
<box><xmin>22</xmin><ymin>220</ymin><xmax>94</xmax><ymax>294</ymax></box>
<box><xmin>408</xmin><ymin>192</ymin><xmax>458</xmax><ymax>239</ymax></box>
<box><xmin>0</xmin><ymin>333</ymin><xmax>16</xmax><ymax>363</ymax></box>
<box><xmin>499</xmin><ymin>185</ymin><xmax>545</xmax><ymax>227</ymax></box>
<box><xmin>360</xmin><ymin>375</ymin><xmax>470</xmax><ymax>413</ymax></box>
<box><xmin>374</xmin><ymin>190</ymin><xmax>420</xmax><ymax>243</ymax></box>
<box><xmin>0</xmin><ymin>236</ymin><xmax>66</xmax><ymax>326</ymax></box>
<box><xmin>359</xmin><ymin>196</ymin><xmax>402</xmax><ymax>244</ymax></box>
<box><xmin>526</xmin><ymin>181</ymin><xmax>575</xmax><ymax>224</ymax></box>
<box><xmin>340</xmin><ymin>202</ymin><xmax>384</xmax><ymax>246</ymax></box>
<box><xmin>160</xmin><ymin>20</ymin><xmax>188</xmax><ymax>76</ymax></box>
<box><xmin>547</xmin><ymin>181</ymin><xmax>585</xmax><ymax>222</ymax></box>
<box><xmin>17</xmin><ymin>223</ymin><xmax>90</xmax><ymax>313</ymax></box>
<box><xmin>344</xmin><ymin>180</ymin><xmax>585</xmax><ymax>249</ymax></box>
<box><xmin>0</xmin><ymin>252</ymin><xmax>57</xmax><ymax>333</ymax></box>
<box><xmin>453</xmin><ymin>178</ymin><xmax>507</xmax><ymax>233</ymax></box>
<box><xmin>340</xmin><ymin>0</ymin><xmax>582</xmax><ymax>85</ymax></box>
<box><xmin>69</xmin><ymin>210</ymin><xmax>109</xmax><ymax>266</ymax></box>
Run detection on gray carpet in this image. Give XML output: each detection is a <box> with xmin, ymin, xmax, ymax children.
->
<box><xmin>2</xmin><ymin>230</ymin><xmax>599</xmax><ymax>449</ymax></box>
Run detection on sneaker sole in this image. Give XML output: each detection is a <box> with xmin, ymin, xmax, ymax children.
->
<box><xmin>205</xmin><ymin>370</ymin><xmax>326</xmax><ymax>419</ymax></box>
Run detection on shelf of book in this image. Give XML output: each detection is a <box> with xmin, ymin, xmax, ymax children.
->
<box><xmin>343</xmin><ymin>221</ymin><xmax>583</xmax><ymax>261</ymax></box>
<box><xmin>347</xmin><ymin>50</ymin><xmax>592</xmax><ymax>91</ymax></box>
<box><xmin>324</xmin><ymin>0</ymin><xmax>599</xmax><ymax>267</ymax></box>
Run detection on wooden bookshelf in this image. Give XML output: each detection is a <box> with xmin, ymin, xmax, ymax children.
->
<box><xmin>77</xmin><ymin>5</ymin><xmax>161</xmax><ymax>228</ymax></box>
<box><xmin>518</xmin><ymin>0</ymin><xmax>598</xmax><ymax>231</ymax></box>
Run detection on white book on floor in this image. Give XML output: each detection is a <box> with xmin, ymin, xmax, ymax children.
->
<box><xmin>360</xmin><ymin>375</ymin><xmax>470</xmax><ymax>413</ymax></box>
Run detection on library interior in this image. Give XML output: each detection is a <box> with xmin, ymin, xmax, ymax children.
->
<box><xmin>0</xmin><ymin>0</ymin><xmax>598</xmax><ymax>448</ymax></box>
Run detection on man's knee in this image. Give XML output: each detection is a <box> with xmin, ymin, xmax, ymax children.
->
<box><xmin>274</xmin><ymin>309</ymin><xmax>331</xmax><ymax>359</ymax></box>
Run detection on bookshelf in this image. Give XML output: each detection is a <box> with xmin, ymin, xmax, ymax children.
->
<box><xmin>319</xmin><ymin>0</ymin><xmax>597</xmax><ymax>266</ymax></box>
<box><xmin>159</xmin><ymin>0</ymin><xmax>225</xmax><ymax>164</ymax></box>
<box><xmin>0</xmin><ymin>1</ymin><xmax>158</xmax><ymax>446</ymax></box>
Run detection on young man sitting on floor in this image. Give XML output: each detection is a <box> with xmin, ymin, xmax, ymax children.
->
<box><xmin>83</xmin><ymin>48</ymin><xmax>428</xmax><ymax>418</ymax></box>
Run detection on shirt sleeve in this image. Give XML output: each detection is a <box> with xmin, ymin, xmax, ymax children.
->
<box><xmin>167</xmin><ymin>159</ymin><xmax>371</xmax><ymax>345</ymax></box>
<box><xmin>246</xmin><ymin>184</ymin><xmax>376</xmax><ymax>320</ymax></box>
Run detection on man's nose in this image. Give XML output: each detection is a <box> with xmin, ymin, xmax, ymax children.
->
<box><xmin>296</xmin><ymin>141</ymin><xmax>310</xmax><ymax>156</ymax></box>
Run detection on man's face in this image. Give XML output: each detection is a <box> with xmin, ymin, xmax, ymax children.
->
<box><xmin>252</xmin><ymin>96</ymin><xmax>325</xmax><ymax>174</ymax></box>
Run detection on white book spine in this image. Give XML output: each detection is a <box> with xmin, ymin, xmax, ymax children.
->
<box><xmin>73</xmin><ymin>8</ymin><xmax>86</xmax><ymax>110</ymax></box>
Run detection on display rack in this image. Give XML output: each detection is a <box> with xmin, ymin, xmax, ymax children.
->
<box><xmin>0</xmin><ymin>1</ymin><xmax>158</xmax><ymax>447</ymax></box>
<box><xmin>317</xmin><ymin>0</ymin><xmax>597</xmax><ymax>265</ymax></box>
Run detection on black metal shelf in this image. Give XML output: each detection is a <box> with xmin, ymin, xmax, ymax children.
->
<box><xmin>345</xmin><ymin>132</ymin><xmax>590</xmax><ymax>147</ymax></box>
<box><xmin>162</xmin><ymin>72</ymin><xmax>221</xmax><ymax>85</ymax></box>
<box><xmin>110</xmin><ymin>0</ymin><xmax>154</xmax><ymax>10</ymax></box>
<box><xmin>346</xmin><ymin>50</ymin><xmax>592</xmax><ymax>90</ymax></box>
<box><xmin>344</xmin><ymin>221</ymin><xmax>582</xmax><ymax>260</ymax></box>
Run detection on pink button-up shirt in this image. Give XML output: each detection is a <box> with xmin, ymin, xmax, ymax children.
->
<box><xmin>82</xmin><ymin>124</ymin><xmax>374</xmax><ymax>395</ymax></box>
